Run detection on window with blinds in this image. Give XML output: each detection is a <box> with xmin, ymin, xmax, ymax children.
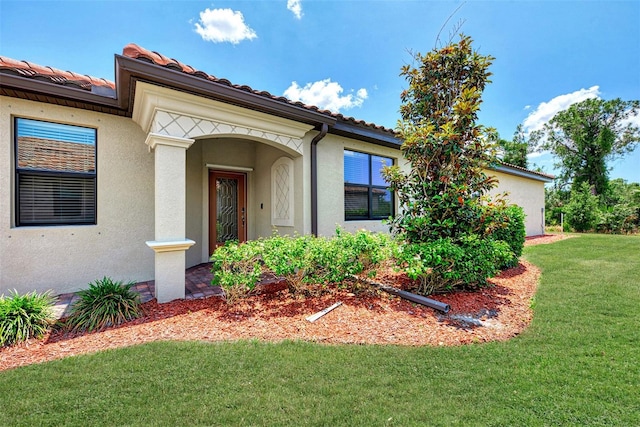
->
<box><xmin>15</xmin><ymin>118</ymin><xmax>96</xmax><ymax>226</ymax></box>
<box><xmin>344</xmin><ymin>150</ymin><xmax>393</xmax><ymax>220</ymax></box>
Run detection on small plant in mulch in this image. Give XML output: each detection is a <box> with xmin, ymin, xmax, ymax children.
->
<box><xmin>64</xmin><ymin>277</ymin><xmax>142</xmax><ymax>333</ymax></box>
<box><xmin>0</xmin><ymin>290</ymin><xmax>56</xmax><ymax>347</ymax></box>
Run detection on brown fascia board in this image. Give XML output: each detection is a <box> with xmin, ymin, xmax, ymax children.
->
<box><xmin>331</xmin><ymin>120</ymin><xmax>401</xmax><ymax>149</ymax></box>
<box><xmin>492</xmin><ymin>163</ymin><xmax>555</xmax><ymax>182</ymax></box>
<box><xmin>115</xmin><ymin>55</ymin><xmax>337</xmax><ymax>127</ymax></box>
<box><xmin>0</xmin><ymin>73</ymin><xmax>124</xmax><ymax>115</ymax></box>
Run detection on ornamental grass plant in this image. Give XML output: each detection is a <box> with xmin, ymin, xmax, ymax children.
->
<box><xmin>0</xmin><ymin>290</ymin><xmax>55</xmax><ymax>347</ymax></box>
<box><xmin>65</xmin><ymin>277</ymin><xmax>142</xmax><ymax>333</ymax></box>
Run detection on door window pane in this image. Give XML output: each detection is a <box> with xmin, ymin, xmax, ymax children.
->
<box><xmin>216</xmin><ymin>177</ymin><xmax>239</xmax><ymax>243</ymax></box>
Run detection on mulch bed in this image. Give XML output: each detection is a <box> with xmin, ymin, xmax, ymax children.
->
<box><xmin>0</xmin><ymin>234</ymin><xmax>572</xmax><ymax>371</ymax></box>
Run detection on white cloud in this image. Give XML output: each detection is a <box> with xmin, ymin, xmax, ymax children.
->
<box><xmin>284</xmin><ymin>79</ymin><xmax>368</xmax><ymax>112</ymax></box>
<box><xmin>527</xmin><ymin>151</ymin><xmax>547</xmax><ymax>159</ymax></box>
<box><xmin>522</xmin><ymin>86</ymin><xmax>601</xmax><ymax>134</ymax></box>
<box><xmin>621</xmin><ymin>113</ymin><xmax>640</xmax><ymax>129</ymax></box>
<box><xmin>194</xmin><ymin>7</ymin><xmax>257</xmax><ymax>44</ymax></box>
<box><xmin>287</xmin><ymin>0</ymin><xmax>303</xmax><ymax>19</ymax></box>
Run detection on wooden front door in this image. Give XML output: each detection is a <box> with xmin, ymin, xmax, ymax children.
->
<box><xmin>209</xmin><ymin>171</ymin><xmax>247</xmax><ymax>255</ymax></box>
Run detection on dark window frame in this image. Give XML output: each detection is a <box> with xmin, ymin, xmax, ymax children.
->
<box><xmin>344</xmin><ymin>149</ymin><xmax>394</xmax><ymax>221</ymax></box>
<box><xmin>14</xmin><ymin>117</ymin><xmax>97</xmax><ymax>227</ymax></box>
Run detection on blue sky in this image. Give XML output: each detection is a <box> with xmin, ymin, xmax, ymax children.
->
<box><xmin>1</xmin><ymin>0</ymin><xmax>639</xmax><ymax>182</ymax></box>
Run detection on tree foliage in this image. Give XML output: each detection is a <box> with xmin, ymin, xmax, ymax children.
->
<box><xmin>565</xmin><ymin>182</ymin><xmax>600</xmax><ymax>232</ymax></box>
<box><xmin>380</xmin><ymin>34</ymin><xmax>524</xmax><ymax>295</ymax></box>
<box><xmin>499</xmin><ymin>124</ymin><xmax>529</xmax><ymax>168</ymax></box>
<box><xmin>383</xmin><ymin>34</ymin><xmax>502</xmax><ymax>243</ymax></box>
<box><xmin>546</xmin><ymin>178</ymin><xmax>640</xmax><ymax>234</ymax></box>
<box><xmin>532</xmin><ymin>98</ymin><xmax>640</xmax><ymax>196</ymax></box>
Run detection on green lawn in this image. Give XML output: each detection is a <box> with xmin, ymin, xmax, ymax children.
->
<box><xmin>1</xmin><ymin>234</ymin><xmax>638</xmax><ymax>426</ymax></box>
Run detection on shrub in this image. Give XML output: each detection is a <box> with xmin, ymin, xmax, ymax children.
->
<box><xmin>65</xmin><ymin>277</ymin><xmax>142</xmax><ymax>332</ymax></box>
<box><xmin>394</xmin><ymin>235</ymin><xmax>513</xmax><ymax>295</ymax></box>
<box><xmin>566</xmin><ymin>182</ymin><xmax>599</xmax><ymax>232</ymax></box>
<box><xmin>382</xmin><ymin>34</ymin><xmax>501</xmax><ymax>245</ymax></box>
<box><xmin>485</xmin><ymin>204</ymin><xmax>526</xmax><ymax>268</ymax></box>
<box><xmin>0</xmin><ymin>290</ymin><xmax>55</xmax><ymax>347</ymax></box>
<box><xmin>210</xmin><ymin>240</ymin><xmax>264</xmax><ymax>301</ymax></box>
<box><xmin>596</xmin><ymin>203</ymin><xmax>639</xmax><ymax>234</ymax></box>
<box><xmin>210</xmin><ymin>229</ymin><xmax>393</xmax><ymax>301</ymax></box>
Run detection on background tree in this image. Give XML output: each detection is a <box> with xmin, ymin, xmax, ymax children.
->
<box><xmin>383</xmin><ymin>34</ymin><xmax>501</xmax><ymax>242</ymax></box>
<box><xmin>499</xmin><ymin>124</ymin><xmax>529</xmax><ymax>168</ymax></box>
<box><xmin>531</xmin><ymin>98</ymin><xmax>640</xmax><ymax>196</ymax></box>
<box><xmin>565</xmin><ymin>182</ymin><xmax>599</xmax><ymax>232</ymax></box>
<box><xmin>596</xmin><ymin>179</ymin><xmax>640</xmax><ymax>234</ymax></box>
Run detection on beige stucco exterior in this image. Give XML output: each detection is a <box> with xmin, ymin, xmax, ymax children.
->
<box><xmin>0</xmin><ymin>96</ymin><xmax>155</xmax><ymax>295</ymax></box>
<box><xmin>487</xmin><ymin>169</ymin><xmax>548</xmax><ymax>237</ymax></box>
<box><xmin>1</xmin><ymin>82</ymin><xmax>550</xmax><ymax>298</ymax></box>
<box><xmin>185</xmin><ymin>136</ymin><xmax>308</xmax><ymax>267</ymax></box>
<box><xmin>315</xmin><ymin>134</ymin><xmax>409</xmax><ymax>236</ymax></box>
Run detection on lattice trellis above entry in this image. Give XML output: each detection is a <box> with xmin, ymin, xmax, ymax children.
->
<box><xmin>151</xmin><ymin>110</ymin><xmax>304</xmax><ymax>154</ymax></box>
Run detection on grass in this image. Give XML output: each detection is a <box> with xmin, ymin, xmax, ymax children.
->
<box><xmin>1</xmin><ymin>234</ymin><xmax>638</xmax><ymax>426</ymax></box>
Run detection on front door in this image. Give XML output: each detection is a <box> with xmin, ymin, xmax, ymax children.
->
<box><xmin>209</xmin><ymin>171</ymin><xmax>247</xmax><ymax>254</ymax></box>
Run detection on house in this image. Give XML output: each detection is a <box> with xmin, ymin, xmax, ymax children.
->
<box><xmin>0</xmin><ymin>44</ymin><xmax>553</xmax><ymax>302</ymax></box>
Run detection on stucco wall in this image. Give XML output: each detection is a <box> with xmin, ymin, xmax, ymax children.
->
<box><xmin>253</xmin><ymin>142</ymin><xmax>303</xmax><ymax>239</ymax></box>
<box><xmin>185</xmin><ymin>137</ymin><xmax>301</xmax><ymax>266</ymax></box>
<box><xmin>313</xmin><ymin>134</ymin><xmax>545</xmax><ymax>238</ymax></box>
<box><xmin>0</xmin><ymin>97</ymin><xmax>155</xmax><ymax>295</ymax></box>
<box><xmin>0</xmin><ymin>96</ymin><xmax>547</xmax><ymax>297</ymax></box>
<box><xmin>488</xmin><ymin>169</ymin><xmax>547</xmax><ymax>236</ymax></box>
<box><xmin>315</xmin><ymin>134</ymin><xmax>407</xmax><ymax>237</ymax></box>
<box><xmin>185</xmin><ymin>140</ymin><xmax>204</xmax><ymax>268</ymax></box>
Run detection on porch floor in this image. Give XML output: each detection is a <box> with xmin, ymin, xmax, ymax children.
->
<box><xmin>52</xmin><ymin>263</ymin><xmax>222</xmax><ymax>319</ymax></box>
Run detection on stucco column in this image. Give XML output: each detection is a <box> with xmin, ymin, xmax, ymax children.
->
<box><xmin>145</xmin><ymin>133</ymin><xmax>195</xmax><ymax>303</ymax></box>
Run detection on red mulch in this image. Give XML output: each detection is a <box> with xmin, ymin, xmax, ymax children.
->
<box><xmin>0</xmin><ymin>234</ymin><xmax>571</xmax><ymax>371</ymax></box>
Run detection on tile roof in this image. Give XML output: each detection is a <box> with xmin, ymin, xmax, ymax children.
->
<box><xmin>121</xmin><ymin>43</ymin><xmax>395</xmax><ymax>134</ymax></box>
<box><xmin>1</xmin><ymin>44</ymin><xmax>554</xmax><ymax>181</ymax></box>
<box><xmin>497</xmin><ymin>161</ymin><xmax>555</xmax><ymax>180</ymax></box>
<box><xmin>0</xmin><ymin>56</ymin><xmax>115</xmax><ymax>92</ymax></box>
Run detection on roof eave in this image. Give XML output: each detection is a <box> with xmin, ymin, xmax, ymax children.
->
<box><xmin>491</xmin><ymin>163</ymin><xmax>555</xmax><ymax>182</ymax></box>
<box><xmin>0</xmin><ymin>73</ymin><xmax>123</xmax><ymax>114</ymax></box>
<box><xmin>115</xmin><ymin>55</ymin><xmax>337</xmax><ymax>127</ymax></box>
<box><xmin>331</xmin><ymin>120</ymin><xmax>401</xmax><ymax>148</ymax></box>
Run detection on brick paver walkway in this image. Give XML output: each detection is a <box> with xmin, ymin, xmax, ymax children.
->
<box><xmin>52</xmin><ymin>263</ymin><xmax>223</xmax><ymax>319</ymax></box>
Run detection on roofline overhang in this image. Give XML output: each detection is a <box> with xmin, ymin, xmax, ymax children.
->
<box><xmin>0</xmin><ymin>73</ymin><xmax>124</xmax><ymax>115</ymax></box>
<box><xmin>331</xmin><ymin>120</ymin><xmax>401</xmax><ymax>149</ymax></box>
<box><xmin>491</xmin><ymin>164</ymin><xmax>555</xmax><ymax>183</ymax></box>
<box><xmin>2</xmin><ymin>52</ymin><xmax>404</xmax><ymax>148</ymax></box>
<box><xmin>115</xmin><ymin>55</ymin><xmax>337</xmax><ymax>127</ymax></box>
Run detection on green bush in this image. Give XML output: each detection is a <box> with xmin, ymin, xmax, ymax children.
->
<box><xmin>566</xmin><ymin>182</ymin><xmax>599</xmax><ymax>232</ymax></box>
<box><xmin>210</xmin><ymin>229</ymin><xmax>393</xmax><ymax>300</ymax></box>
<box><xmin>485</xmin><ymin>204</ymin><xmax>526</xmax><ymax>268</ymax></box>
<box><xmin>597</xmin><ymin>204</ymin><xmax>638</xmax><ymax>234</ymax></box>
<box><xmin>0</xmin><ymin>290</ymin><xmax>55</xmax><ymax>347</ymax></box>
<box><xmin>595</xmin><ymin>180</ymin><xmax>640</xmax><ymax>234</ymax></box>
<box><xmin>394</xmin><ymin>235</ymin><xmax>514</xmax><ymax>295</ymax></box>
<box><xmin>65</xmin><ymin>277</ymin><xmax>142</xmax><ymax>332</ymax></box>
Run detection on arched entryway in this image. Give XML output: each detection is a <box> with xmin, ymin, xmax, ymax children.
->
<box><xmin>131</xmin><ymin>82</ymin><xmax>313</xmax><ymax>302</ymax></box>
